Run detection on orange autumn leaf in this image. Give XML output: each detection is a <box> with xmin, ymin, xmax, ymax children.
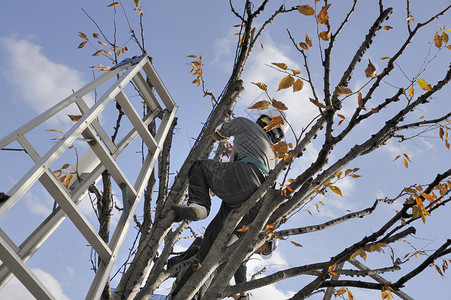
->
<box><xmin>252</xmin><ymin>82</ymin><xmax>268</xmax><ymax>91</ymax></box>
<box><xmin>365</xmin><ymin>59</ymin><xmax>377</xmax><ymax>78</ymax></box>
<box><xmin>277</xmin><ymin>75</ymin><xmax>295</xmax><ymax>91</ymax></box>
<box><xmin>334</xmin><ymin>86</ymin><xmax>352</xmax><ymax>95</ymax></box>
<box><xmin>272</xmin><ymin>99</ymin><xmax>288</xmax><ymax>111</ymax></box>
<box><xmin>249</xmin><ymin>101</ymin><xmax>271</xmax><ymax>110</ymax></box>
<box><xmin>305</xmin><ymin>34</ymin><xmax>312</xmax><ymax>47</ymax></box>
<box><xmin>297</xmin><ymin>5</ymin><xmax>315</xmax><ymax>16</ymax></box>
<box><xmin>293</xmin><ymin>79</ymin><xmax>304</xmax><ymax>92</ymax></box>
<box><xmin>264</xmin><ymin>116</ymin><xmax>284</xmax><ymax>132</ymax></box>
<box><xmin>67</xmin><ymin>115</ymin><xmax>83</xmax><ymax>122</ymax></box>
<box><xmin>272</xmin><ymin>62</ymin><xmax>288</xmax><ymax>70</ymax></box>
<box><xmin>418</xmin><ymin>78</ymin><xmax>433</xmax><ymax>91</ymax></box>
<box><xmin>317</xmin><ymin>4</ymin><xmax>331</xmax><ymax>24</ymax></box>
<box><xmin>299</xmin><ymin>42</ymin><xmax>309</xmax><ymax>50</ymax></box>
<box><xmin>319</xmin><ymin>29</ymin><xmax>331</xmax><ymax>41</ymax></box>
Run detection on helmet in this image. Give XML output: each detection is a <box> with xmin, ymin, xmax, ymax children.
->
<box><xmin>256</xmin><ymin>110</ymin><xmax>288</xmax><ymax>144</ymax></box>
<box><xmin>261</xmin><ymin>239</ymin><xmax>278</xmax><ymax>259</ymax></box>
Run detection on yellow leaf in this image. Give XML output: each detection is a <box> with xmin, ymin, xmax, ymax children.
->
<box><xmin>335</xmin><ymin>288</ymin><xmax>346</xmax><ymax>296</ymax></box>
<box><xmin>290</xmin><ymin>69</ymin><xmax>301</xmax><ymax>76</ymax></box>
<box><xmin>59</xmin><ymin>175</ymin><xmax>66</xmax><ymax>183</ymax></box>
<box><xmin>434</xmin><ymin>32</ymin><xmax>442</xmax><ymax>48</ymax></box>
<box><xmin>319</xmin><ymin>29</ymin><xmax>331</xmax><ymax>41</ymax></box>
<box><xmin>297</xmin><ymin>5</ymin><xmax>315</xmax><ymax>16</ymax></box>
<box><xmin>272</xmin><ymin>62</ymin><xmax>288</xmax><ymax>70</ymax></box>
<box><xmin>336</xmin><ymin>171</ymin><xmax>342</xmax><ymax>179</ymax></box>
<box><xmin>334</xmin><ymin>86</ymin><xmax>352</xmax><ymax>95</ymax></box>
<box><xmin>61</xmin><ymin>164</ymin><xmax>70</xmax><ymax>169</ymax></box>
<box><xmin>380</xmin><ymin>56</ymin><xmax>391</xmax><ymax>60</ymax></box>
<box><xmin>404</xmin><ymin>159</ymin><xmax>409</xmax><ymax>168</ymax></box>
<box><xmin>418</xmin><ymin>78</ymin><xmax>433</xmax><ymax>91</ymax></box>
<box><xmin>293</xmin><ymin>79</ymin><xmax>304</xmax><ymax>92</ymax></box>
<box><xmin>46</xmin><ymin>129</ymin><xmax>63</xmax><ymax>133</ymax></box>
<box><xmin>328</xmin><ymin>264</ymin><xmax>338</xmax><ymax>276</ymax></box>
<box><xmin>249</xmin><ymin>101</ymin><xmax>271</xmax><ymax>110</ymax></box>
<box><xmin>92</xmin><ymin>50</ymin><xmax>106</xmax><ymax>56</ymax></box>
<box><xmin>236</xmin><ymin>225</ymin><xmax>248</xmax><ymax>232</ymax></box>
<box><xmin>347</xmin><ymin>289</ymin><xmax>354</xmax><ymax>300</ymax></box>
<box><xmin>77</xmin><ymin>41</ymin><xmax>88</xmax><ymax>49</ymax></box>
<box><xmin>265</xmin><ymin>116</ymin><xmax>285</xmax><ymax>132</ymax></box>
<box><xmin>383</xmin><ymin>26</ymin><xmax>393</xmax><ymax>30</ymax></box>
<box><xmin>252</xmin><ymin>82</ymin><xmax>268</xmax><ymax>91</ymax></box>
<box><xmin>53</xmin><ymin>170</ymin><xmax>62</xmax><ymax>177</ymax></box>
<box><xmin>299</xmin><ymin>42</ymin><xmax>309</xmax><ymax>50</ymax></box>
<box><xmin>67</xmin><ymin>114</ymin><xmax>82</xmax><ymax>122</ymax></box>
<box><xmin>78</xmin><ymin>32</ymin><xmax>88</xmax><ymax>40</ymax></box>
<box><xmin>272</xmin><ymin>99</ymin><xmax>288</xmax><ymax>111</ymax></box>
<box><xmin>305</xmin><ymin>34</ymin><xmax>312</xmax><ymax>47</ymax></box>
<box><xmin>440</xmin><ymin>31</ymin><xmax>449</xmax><ymax>43</ymax></box>
<box><xmin>409</xmin><ymin>87</ymin><xmax>414</xmax><ymax>98</ymax></box>
<box><xmin>90</xmin><ymin>64</ymin><xmax>105</xmax><ymax>69</ymax></box>
<box><xmin>277</xmin><ymin>75</ymin><xmax>295</xmax><ymax>91</ymax></box>
<box><xmin>317</xmin><ymin>4</ymin><xmax>331</xmax><ymax>24</ymax></box>
<box><xmin>107</xmin><ymin>2</ymin><xmax>119</xmax><ymax>8</ymax></box>
<box><xmin>365</xmin><ymin>59</ymin><xmax>377</xmax><ymax>78</ymax></box>
<box><xmin>65</xmin><ymin>173</ymin><xmax>73</xmax><ymax>187</ymax></box>
<box><xmin>98</xmin><ymin>40</ymin><xmax>107</xmax><ymax>47</ymax></box>
<box><xmin>329</xmin><ymin>185</ymin><xmax>343</xmax><ymax>197</ymax></box>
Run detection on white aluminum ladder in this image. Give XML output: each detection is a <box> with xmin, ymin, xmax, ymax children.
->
<box><xmin>0</xmin><ymin>55</ymin><xmax>177</xmax><ymax>299</ymax></box>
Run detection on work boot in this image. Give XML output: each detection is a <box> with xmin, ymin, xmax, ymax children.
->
<box><xmin>173</xmin><ymin>203</ymin><xmax>208</xmax><ymax>222</ymax></box>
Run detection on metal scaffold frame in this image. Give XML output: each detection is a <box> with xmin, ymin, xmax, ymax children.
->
<box><xmin>0</xmin><ymin>55</ymin><xmax>178</xmax><ymax>299</ymax></box>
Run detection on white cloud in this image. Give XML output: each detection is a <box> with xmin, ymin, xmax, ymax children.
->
<box><xmin>0</xmin><ymin>36</ymin><xmax>86</xmax><ymax>124</ymax></box>
<box><xmin>0</xmin><ymin>268</ymin><xmax>71</xmax><ymax>300</ymax></box>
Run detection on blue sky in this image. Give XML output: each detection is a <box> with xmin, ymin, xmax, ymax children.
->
<box><xmin>0</xmin><ymin>1</ymin><xmax>450</xmax><ymax>299</ymax></box>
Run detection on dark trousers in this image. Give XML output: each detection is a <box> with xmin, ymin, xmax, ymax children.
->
<box><xmin>188</xmin><ymin>159</ymin><xmax>265</xmax><ymax>212</ymax></box>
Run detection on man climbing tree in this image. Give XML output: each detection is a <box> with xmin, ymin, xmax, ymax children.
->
<box><xmin>0</xmin><ymin>1</ymin><xmax>450</xmax><ymax>300</ymax></box>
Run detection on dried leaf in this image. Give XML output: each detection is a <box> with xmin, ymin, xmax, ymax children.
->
<box><xmin>67</xmin><ymin>115</ymin><xmax>82</xmax><ymax>122</ymax></box>
<box><xmin>249</xmin><ymin>101</ymin><xmax>271</xmax><ymax>110</ymax></box>
<box><xmin>357</xmin><ymin>92</ymin><xmax>365</xmax><ymax>110</ymax></box>
<box><xmin>272</xmin><ymin>99</ymin><xmax>288</xmax><ymax>111</ymax></box>
<box><xmin>319</xmin><ymin>29</ymin><xmax>331</xmax><ymax>41</ymax></box>
<box><xmin>53</xmin><ymin>170</ymin><xmax>62</xmax><ymax>177</ymax></box>
<box><xmin>317</xmin><ymin>4</ymin><xmax>331</xmax><ymax>24</ymax></box>
<box><xmin>305</xmin><ymin>34</ymin><xmax>312</xmax><ymax>47</ymax></box>
<box><xmin>434</xmin><ymin>32</ymin><xmax>443</xmax><ymax>48</ymax></box>
<box><xmin>380</xmin><ymin>56</ymin><xmax>391</xmax><ymax>60</ymax></box>
<box><xmin>252</xmin><ymin>82</ymin><xmax>268</xmax><ymax>91</ymax></box>
<box><xmin>309</xmin><ymin>98</ymin><xmax>329</xmax><ymax>110</ymax></box>
<box><xmin>272</xmin><ymin>62</ymin><xmax>288</xmax><ymax>70</ymax></box>
<box><xmin>90</xmin><ymin>64</ymin><xmax>105</xmax><ymax>69</ymax></box>
<box><xmin>293</xmin><ymin>79</ymin><xmax>304</xmax><ymax>92</ymax></box>
<box><xmin>334</xmin><ymin>86</ymin><xmax>352</xmax><ymax>95</ymax></box>
<box><xmin>65</xmin><ymin>173</ymin><xmax>73</xmax><ymax>187</ymax></box>
<box><xmin>133</xmin><ymin>0</ymin><xmax>141</xmax><ymax>6</ymax></box>
<box><xmin>98</xmin><ymin>40</ymin><xmax>107</xmax><ymax>47</ymax></box>
<box><xmin>291</xmin><ymin>241</ymin><xmax>303</xmax><ymax>247</ymax></box>
<box><xmin>329</xmin><ymin>185</ymin><xmax>343</xmax><ymax>197</ymax></box>
<box><xmin>265</xmin><ymin>116</ymin><xmax>285</xmax><ymax>132</ymax></box>
<box><xmin>47</xmin><ymin>129</ymin><xmax>63</xmax><ymax>133</ymax></box>
<box><xmin>92</xmin><ymin>50</ymin><xmax>106</xmax><ymax>56</ymax></box>
<box><xmin>290</xmin><ymin>69</ymin><xmax>301</xmax><ymax>76</ymax></box>
<box><xmin>61</xmin><ymin>164</ymin><xmax>70</xmax><ymax>169</ymax></box>
<box><xmin>78</xmin><ymin>32</ymin><xmax>88</xmax><ymax>40</ymax></box>
<box><xmin>383</xmin><ymin>26</ymin><xmax>393</xmax><ymax>30</ymax></box>
<box><xmin>439</xmin><ymin>127</ymin><xmax>445</xmax><ymax>140</ymax></box>
<box><xmin>299</xmin><ymin>42</ymin><xmax>309</xmax><ymax>50</ymax></box>
<box><xmin>277</xmin><ymin>75</ymin><xmax>295</xmax><ymax>91</ymax></box>
<box><xmin>335</xmin><ymin>288</ymin><xmax>346</xmax><ymax>296</ymax></box>
<box><xmin>365</xmin><ymin>59</ymin><xmax>377</xmax><ymax>78</ymax></box>
<box><xmin>107</xmin><ymin>2</ymin><xmax>119</xmax><ymax>8</ymax></box>
<box><xmin>297</xmin><ymin>5</ymin><xmax>315</xmax><ymax>16</ymax></box>
<box><xmin>236</xmin><ymin>225</ymin><xmax>248</xmax><ymax>232</ymax></box>
<box><xmin>77</xmin><ymin>41</ymin><xmax>88</xmax><ymax>49</ymax></box>
<box><xmin>418</xmin><ymin>78</ymin><xmax>433</xmax><ymax>91</ymax></box>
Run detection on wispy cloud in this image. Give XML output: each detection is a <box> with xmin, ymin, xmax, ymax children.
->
<box><xmin>0</xmin><ymin>36</ymin><xmax>86</xmax><ymax>124</ymax></box>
